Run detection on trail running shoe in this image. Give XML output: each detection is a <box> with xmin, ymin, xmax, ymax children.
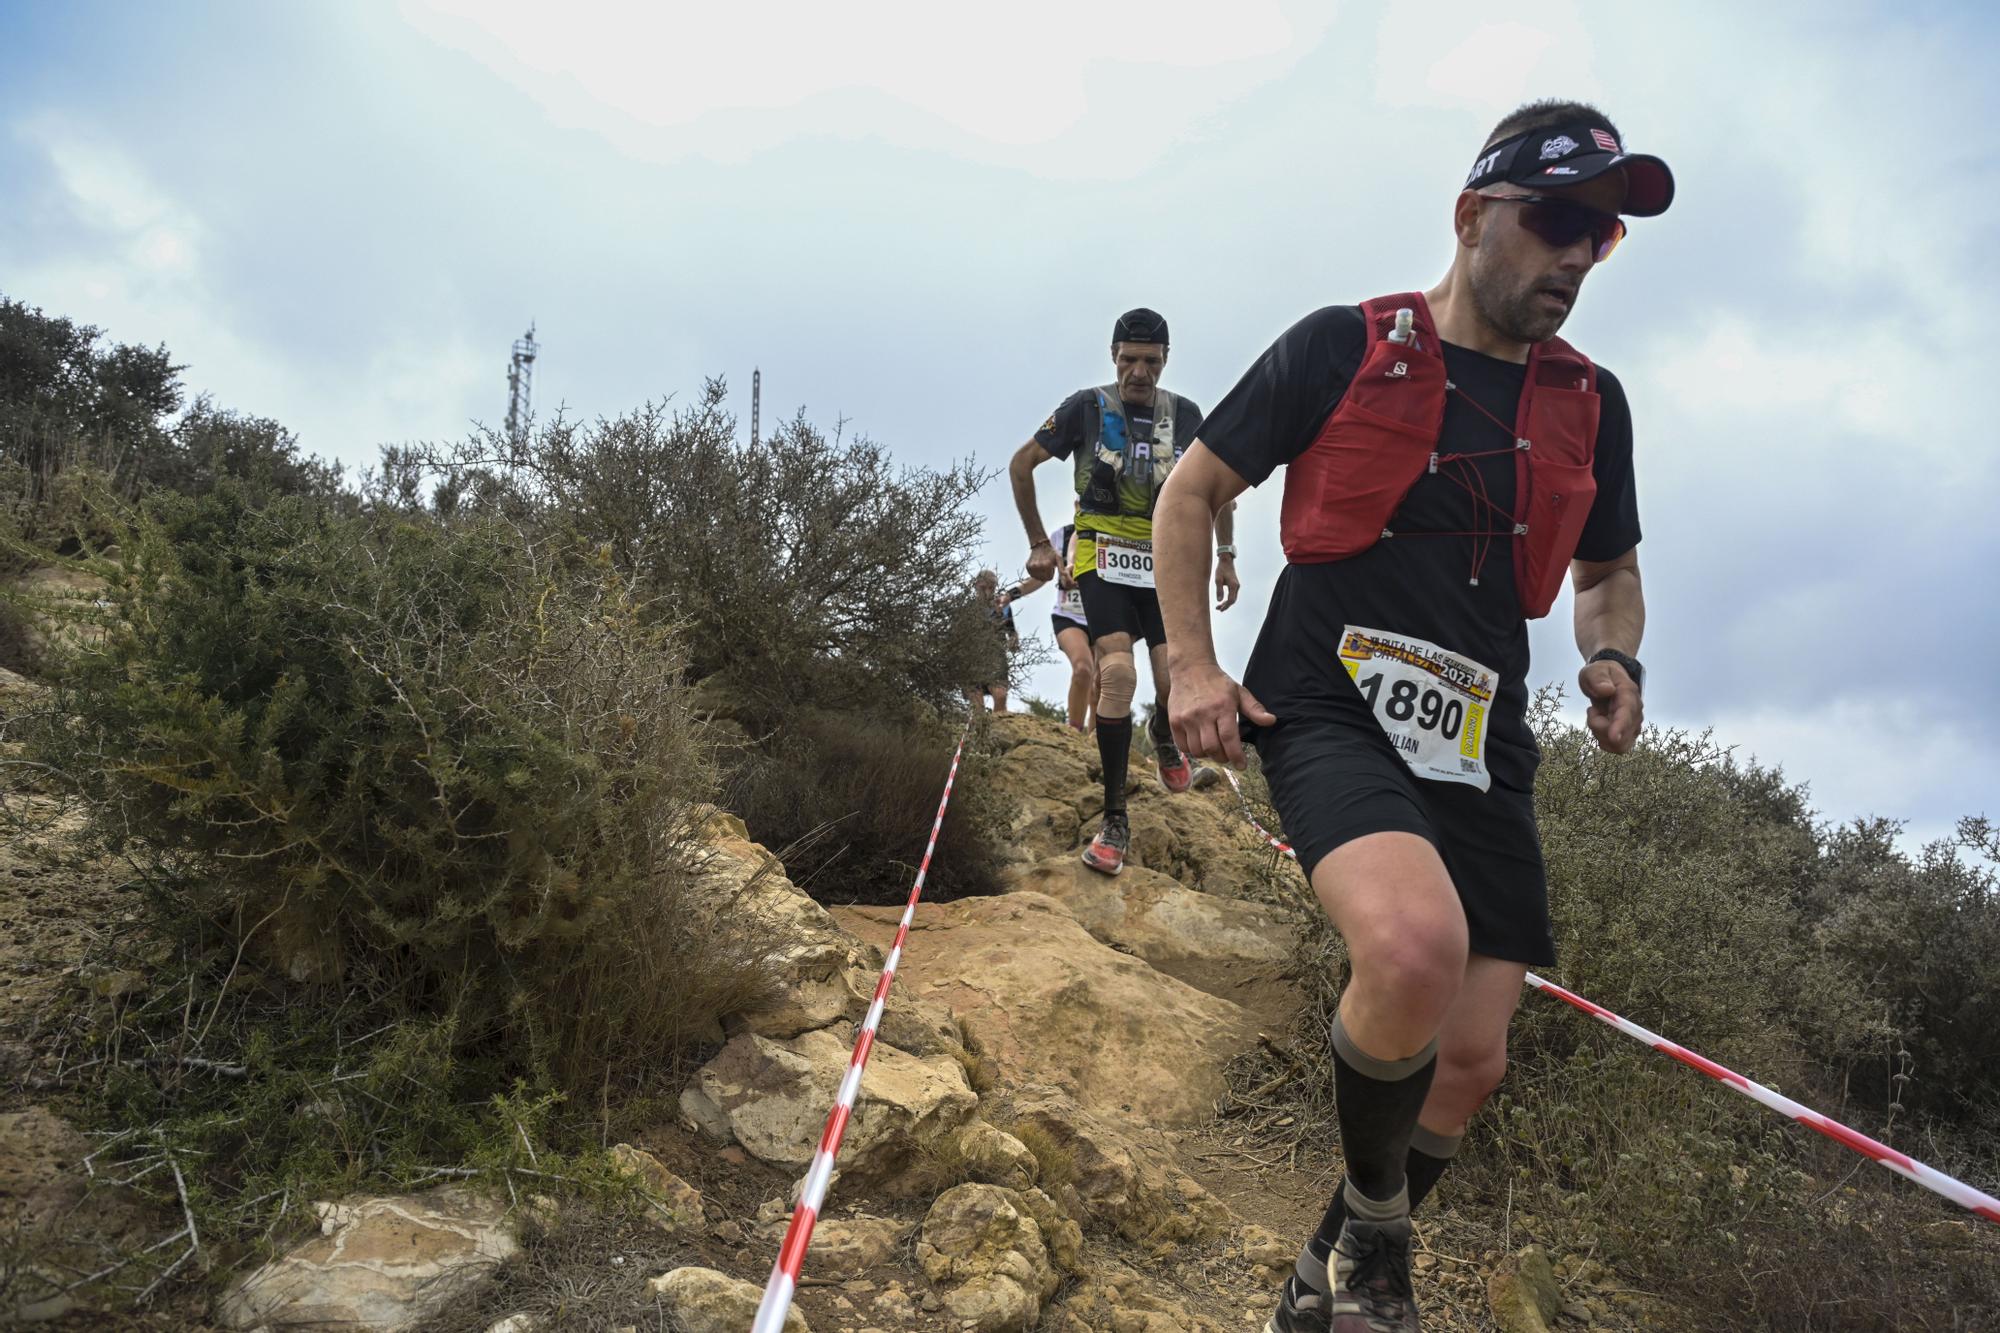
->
<box><xmin>1081</xmin><ymin>811</ymin><xmax>1130</xmax><ymax>876</ymax></box>
<box><xmin>1263</xmin><ymin>1274</ymin><xmax>1331</xmax><ymax>1333</ymax></box>
<box><xmin>1156</xmin><ymin>738</ymin><xmax>1193</xmax><ymax>793</ymax></box>
<box><xmin>1326</xmin><ymin>1216</ymin><xmax>1421</xmax><ymax>1332</ymax></box>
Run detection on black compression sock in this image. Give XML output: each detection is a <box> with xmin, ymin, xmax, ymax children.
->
<box><xmin>1407</xmin><ymin>1125</ymin><xmax>1463</xmax><ymax>1210</ymax></box>
<box><xmin>1298</xmin><ymin>1128</ymin><xmax>1464</xmax><ymax>1292</ymax></box>
<box><xmin>1096</xmin><ymin>716</ymin><xmax>1133</xmax><ymax>814</ymax></box>
<box><xmin>1331</xmin><ymin>1012</ymin><xmax>1437</xmax><ymax>1203</ymax></box>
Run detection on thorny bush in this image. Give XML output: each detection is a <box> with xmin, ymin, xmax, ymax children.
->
<box><xmin>724</xmin><ymin>706</ymin><xmax>1016</xmax><ymax>904</ymax></box>
<box><xmin>20</xmin><ymin>487</ymin><xmax>777</xmax><ymax>1279</ymax></box>
<box><xmin>404</xmin><ymin>379</ymin><xmax>1005</xmax><ymax>717</ymax></box>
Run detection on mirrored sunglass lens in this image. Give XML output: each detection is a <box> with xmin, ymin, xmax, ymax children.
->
<box><xmin>1523</xmin><ymin>202</ymin><xmax>1623</xmax><ymax>262</ymax></box>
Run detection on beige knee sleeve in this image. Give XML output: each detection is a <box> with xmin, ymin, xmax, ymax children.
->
<box><xmin>1096</xmin><ymin>654</ymin><xmax>1138</xmax><ymax>719</ymax></box>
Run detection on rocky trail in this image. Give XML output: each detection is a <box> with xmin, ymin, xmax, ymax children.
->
<box><xmin>0</xmin><ymin>684</ymin><xmax>1638</xmax><ymax>1332</ymax></box>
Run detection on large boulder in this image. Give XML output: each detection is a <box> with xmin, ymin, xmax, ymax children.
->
<box><xmin>687</xmin><ymin>829</ymin><xmax>872</xmax><ymax>1039</ymax></box>
<box><xmin>647</xmin><ymin>1266</ymin><xmax>810</xmax><ymax>1332</ymax></box>
<box><xmin>917</xmin><ymin>1183</ymin><xmax>1059</xmax><ymax>1333</ymax></box>
<box><xmin>1005</xmin><ymin>858</ymin><xmax>1291</xmax><ymax>989</ymax></box>
<box><xmin>1003</xmin><ymin>1088</ymin><xmax>1229</xmax><ymax>1246</ymax></box>
<box><xmin>835</xmin><ymin>892</ymin><xmax>1255</xmax><ymax>1126</ymax></box>
<box><xmin>993</xmin><ymin>738</ymin><xmax>1095</xmax><ymax>808</ymax></box>
<box><xmin>1010</xmin><ymin>795</ymin><xmax>1082</xmax><ymax>860</ymax></box>
<box><xmin>679</xmin><ymin>1028</ymin><xmax>977</xmax><ymax>1189</ymax></box>
<box><xmin>752</xmin><ymin>1212</ymin><xmax>908</xmax><ymax>1280</ymax></box>
<box><xmin>216</xmin><ymin>1187</ymin><xmax>516</xmax><ymax>1330</ymax></box>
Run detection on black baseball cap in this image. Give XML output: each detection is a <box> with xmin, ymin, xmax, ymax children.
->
<box><xmin>1464</xmin><ymin>122</ymin><xmax>1675</xmax><ymax>217</ymax></box>
<box><xmin>1112</xmin><ymin>308</ymin><xmax>1169</xmax><ymax>347</ymax></box>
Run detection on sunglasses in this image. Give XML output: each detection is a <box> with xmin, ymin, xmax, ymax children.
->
<box><xmin>1485</xmin><ymin>194</ymin><xmax>1627</xmax><ymax>262</ymax></box>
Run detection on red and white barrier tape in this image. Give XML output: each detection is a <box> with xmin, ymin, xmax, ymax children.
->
<box><xmin>1522</xmin><ymin>972</ymin><xmax>2000</xmax><ymax>1224</ymax></box>
<box><xmin>1218</xmin><ymin>766</ymin><xmax>2000</xmax><ymax>1226</ymax></box>
<box><xmin>751</xmin><ymin>721</ymin><xmax>974</xmax><ymax>1333</ymax></box>
<box><xmin>1219</xmin><ymin>766</ymin><xmax>1295</xmax><ymax>859</ymax></box>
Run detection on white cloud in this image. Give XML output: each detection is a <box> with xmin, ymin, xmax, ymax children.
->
<box><xmin>1374</xmin><ymin>2</ymin><xmax>1598</xmax><ymax>113</ymax></box>
<box><xmin>15</xmin><ymin>116</ymin><xmax>203</xmax><ymax>279</ymax></box>
<box><xmin>1699</xmin><ymin>695</ymin><xmax>1989</xmax><ymax>847</ymax></box>
<box><xmin>398</xmin><ymin>0</ymin><xmax>1332</xmax><ymax>173</ymax></box>
<box><xmin>3</xmin><ymin>117</ymin><xmax>487</xmax><ymax>466</ymax></box>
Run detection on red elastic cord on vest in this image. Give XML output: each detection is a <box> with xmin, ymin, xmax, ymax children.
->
<box><xmin>1392</xmin><ymin>382</ymin><xmax>1526</xmax><ymax>589</ymax></box>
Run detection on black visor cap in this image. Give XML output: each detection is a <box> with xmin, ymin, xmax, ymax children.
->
<box><xmin>1465</xmin><ymin>123</ymin><xmax>1674</xmax><ymax>217</ymax></box>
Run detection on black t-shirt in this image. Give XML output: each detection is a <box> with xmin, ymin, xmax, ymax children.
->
<box><xmin>1034</xmin><ymin>389</ymin><xmax>1207</xmax><ymax>462</ymax></box>
<box><xmin>1201</xmin><ymin>305</ymin><xmax>1641</xmax><ymax>793</ymax></box>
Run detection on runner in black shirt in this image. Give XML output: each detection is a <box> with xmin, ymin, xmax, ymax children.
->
<box><xmin>1156</xmin><ymin>100</ymin><xmax>1672</xmax><ymax>1333</ymax></box>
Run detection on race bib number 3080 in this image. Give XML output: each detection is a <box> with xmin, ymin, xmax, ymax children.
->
<box><xmin>1339</xmin><ymin>625</ymin><xmax>1497</xmax><ymax>791</ymax></box>
<box><xmin>1095</xmin><ymin>536</ymin><xmax>1154</xmax><ymax>588</ymax></box>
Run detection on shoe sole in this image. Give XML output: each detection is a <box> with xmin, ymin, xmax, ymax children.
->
<box><xmin>1079</xmin><ymin>851</ymin><xmax>1124</xmax><ymax>877</ymax></box>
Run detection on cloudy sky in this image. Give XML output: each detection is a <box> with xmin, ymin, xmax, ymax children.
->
<box><xmin>4</xmin><ymin>1</ymin><xmax>1994</xmax><ymax>846</ymax></box>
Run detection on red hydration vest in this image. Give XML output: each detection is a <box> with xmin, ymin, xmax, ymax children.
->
<box><xmin>1278</xmin><ymin>292</ymin><xmax>1601</xmax><ymax>620</ymax></box>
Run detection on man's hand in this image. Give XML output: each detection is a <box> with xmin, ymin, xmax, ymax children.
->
<box><xmin>1056</xmin><ymin>563</ymin><xmax>1077</xmax><ymax>592</ymax></box>
<box><xmin>1168</xmin><ymin>660</ymin><xmax>1276</xmax><ymax>768</ymax></box>
<box><xmin>1214</xmin><ymin>557</ymin><xmax>1240</xmax><ymax>612</ymax></box>
<box><xmin>1026</xmin><ymin>540</ymin><xmax>1056</xmax><ymax>582</ymax></box>
<box><xmin>1580</xmin><ymin>659</ymin><xmax>1642</xmax><ymax>753</ymax></box>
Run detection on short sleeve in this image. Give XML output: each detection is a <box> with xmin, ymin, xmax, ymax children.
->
<box><xmin>1198</xmin><ymin>306</ymin><xmax>1367</xmax><ymax>487</ymax></box>
<box><xmin>1033</xmin><ymin>390</ymin><xmax>1093</xmax><ymax>461</ymax></box>
<box><xmin>1572</xmin><ymin>367</ymin><xmax>1641</xmax><ymax>562</ymax></box>
<box><xmin>1175</xmin><ymin>396</ymin><xmax>1205</xmax><ymax>448</ymax></box>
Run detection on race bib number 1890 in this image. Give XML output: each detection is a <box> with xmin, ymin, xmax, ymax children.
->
<box><xmin>1095</xmin><ymin>536</ymin><xmax>1154</xmax><ymax>589</ymax></box>
<box><xmin>1339</xmin><ymin>625</ymin><xmax>1496</xmax><ymax>791</ymax></box>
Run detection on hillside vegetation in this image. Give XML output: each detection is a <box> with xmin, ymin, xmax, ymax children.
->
<box><xmin>2</xmin><ymin>294</ymin><xmax>1995</xmax><ymax>1330</ymax></box>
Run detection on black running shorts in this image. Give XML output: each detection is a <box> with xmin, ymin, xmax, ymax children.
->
<box><xmin>1254</xmin><ymin>718</ymin><xmax>1556</xmax><ymax>966</ymax></box>
<box><xmin>1076</xmin><ymin>571</ymin><xmax>1167</xmax><ymax>647</ymax></box>
<box><xmin>1051</xmin><ymin>614</ymin><xmax>1088</xmax><ymax>641</ymax></box>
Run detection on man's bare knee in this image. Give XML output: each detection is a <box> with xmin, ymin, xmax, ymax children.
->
<box><xmin>1429</xmin><ymin>1041</ymin><xmax>1507</xmax><ymax>1124</ymax></box>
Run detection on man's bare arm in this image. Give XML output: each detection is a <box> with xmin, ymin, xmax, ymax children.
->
<box><xmin>1009</xmin><ymin>440</ymin><xmax>1055</xmax><ymax>548</ymax></box>
<box><xmin>1572</xmin><ymin>548</ymin><xmax>1645</xmax><ymax>753</ymax></box>
<box><xmin>1573</xmin><ymin>548</ymin><xmax>1644</xmax><ymax>658</ymax></box>
<box><xmin>1155</xmin><ymin>442</ymin><xmax>1271</xmax><ymax>763</ymax></box>
<box><xmin>1212</xmin><ymin>498</ymin><xmax>1240</xmax><ymax>611</ymax></box>
<box><xmin>1009</xmin><ymin>440</ymin><xmax>1058</xmax><ymax>581</ymax></box>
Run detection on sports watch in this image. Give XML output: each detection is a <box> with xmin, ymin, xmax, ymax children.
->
<box><xmin>1214</xmin><ymin>544</ymin><xmax>1237</xmax><ymax>558</ymax></box>
<box><xmin>1587</xmin><ymin>648</ymin><xmax>1645</xmax><ymax>695</ymax></box>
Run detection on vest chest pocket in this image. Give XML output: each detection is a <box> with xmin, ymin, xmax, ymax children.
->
<box><xmin>1514</xmin><ymin>383</ymin><xmax>1600</xmax><ymax>619</ymax></box>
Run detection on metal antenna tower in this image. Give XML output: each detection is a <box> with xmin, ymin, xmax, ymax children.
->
<box><xmin>505</xmin><ymin>324</ymin><xmax>538</xmax><ymax>444</ymax></box>
<box><xmin>751</xmin><ymin>367</ymin><xmax>761</xmax><ymax>447</ymax></box>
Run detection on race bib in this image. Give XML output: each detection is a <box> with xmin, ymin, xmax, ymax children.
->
<box><xmin>1094</xmin><ymin>536</ymin><xmax>1154</xmax><ymax>588</ymax></box>
<box><xmin>1338</xmin><ymin>625</ymin><xmax>1497</xmax><ymax>791</ymax></box>
<box><xmin>1056</xmin><ymin>584</ymin><xmax>1086</xmax><ymax>620</ymax></box>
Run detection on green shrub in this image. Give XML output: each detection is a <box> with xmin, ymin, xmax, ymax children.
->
<box><xmin>1021</xmin><ymin>695</ymin><xmax>1068</xmax><ymax>724</ymax></box>
<box><xmin>723</xmin><ymin>707</ymin><xmax>1014</xmax><ymax>904</ymax></box>
<box><xmin>22</xmin><ymin>487</ymin><xmax>777</xmax><ymax>1280</ymax></box>
<box><xmin>407</xmin><ymin>381</ymin><xmax>1002</xmax><ymax>718</ymax></box>
<box><xmin>37</xmin><ymin>488</ymin><xmax>770</xmax><ymax>1091</ymax></box>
